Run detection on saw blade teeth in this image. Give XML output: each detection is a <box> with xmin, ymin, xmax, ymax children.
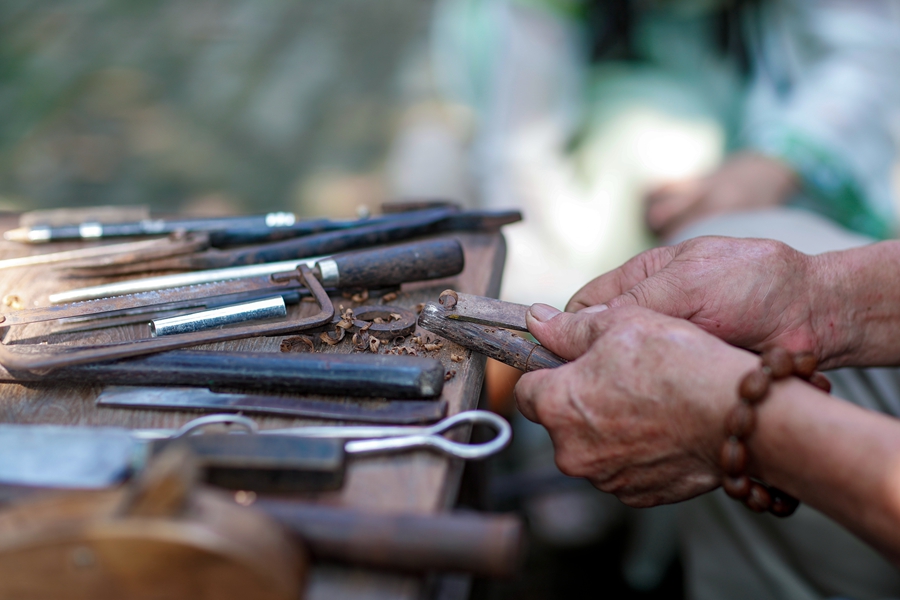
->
<box><xmin>6</xmin><ymin>276</ymin><xmax>286</xmax><ymax>325</ymax></box>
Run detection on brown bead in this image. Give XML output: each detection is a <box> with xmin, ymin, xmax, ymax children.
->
<box><xmin>808</xmin><ymin>372</ymin><xmax>832</xmax><ymax>393</ymax></box>
<box><xmin>762</xmin><ymin>348</ymin><xmax>794</xmax><ymax>379</ymax></box>
<box><xmin>722</xmin><ymin>475</ymin><xmax>751</xmax><ymax>499</ymax></box>
<box><xmin>744</xmin><ymin>483</ymin><xmax>773</xmax><ymax>512</ymax></box>
<box><xmin>725</xmin><ymin>401</ymin><xmax>757</xmax><ymax>439</ymax></box>
<box><xmin>720</xmin><ymin>439</ymin><xmax>748</xmax><ymax>476</ymax></box>
<box><xmin>793</xmin><ymin>352</ymin><xmax>818</xmax><ymax>378</ymax></box>
<box><xmin>739</xmin><ymin>370</ymin><xmax>770</xmax><ymax>404</ymax></box>
<box><xmin>768</xmin><ymin>488</ymin><xmax>801</xmax><ymax>518</ymax></box>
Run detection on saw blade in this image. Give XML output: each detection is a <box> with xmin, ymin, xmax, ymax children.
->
<box><xmin>1</xmin><ymin>273</ymin><xmax>307</xmax><ymax>327</ymax></box>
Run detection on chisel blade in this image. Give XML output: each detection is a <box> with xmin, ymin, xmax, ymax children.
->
<box><xmin>97</xmin><ymin>386</ymin><xmax>448</xmax><ymax>424</ymax></box>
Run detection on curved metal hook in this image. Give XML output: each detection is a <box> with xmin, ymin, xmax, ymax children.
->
<box><xmin>343</xmin><ymin>410</ymin><xmax>511</xmax><ymax>460</ymax></box>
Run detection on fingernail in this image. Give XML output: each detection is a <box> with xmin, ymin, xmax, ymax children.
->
<box><xmin>579</xmin><ymin>304</ymin><xmax>608</xmax><ymax>314</ymax></box>
<box><xmin>529</xmin><ymin>303</ymin><xmax>561</xmax><ymax>322</ymax></box>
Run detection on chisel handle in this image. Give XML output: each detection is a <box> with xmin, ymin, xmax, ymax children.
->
<box><xmin>255</xmin><ymin>500</ymin><xmax>524</xmax><ymax>578</ymax></box>
<box><xmin>316</xmin><ymin>238</ymin><xmax>464</xmax><ymax>289</ymax></box>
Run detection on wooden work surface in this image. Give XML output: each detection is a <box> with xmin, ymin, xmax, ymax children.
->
<box><xmin>0</xmin><ymin>219</ymin><xmax>506</xmax><ymax>600</ymax></box>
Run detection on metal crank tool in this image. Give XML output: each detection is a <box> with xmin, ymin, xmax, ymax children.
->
<box><xmin>417</xmin><ymin>290</ymin><xmax>567</xmax><ymax>371</ymax></box>
<box><xmin>0</xmin><ymin>238</ymin><xmax>464</xmax><ymax>371</ymax></box>
<box><xmin>0</xmin><ymin>410</ymin><xmax>512</xmax><ymax>493</ymax></box>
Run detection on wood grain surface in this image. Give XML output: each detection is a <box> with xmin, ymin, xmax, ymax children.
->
<box><xmin>0</xmin><ymin>219</ymin><xmax>506</xmax><ymax>600</ymax></box>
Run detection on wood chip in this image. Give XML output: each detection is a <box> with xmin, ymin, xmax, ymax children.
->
<box><xmin>319</xmin><ymin>329</ymin><xmax>344</xmax><ymax>345</ymax></box>
<box><xmin>280</xmin><ymin>335</ymin><xmax>315</xmax><ymax>353</ymax></box>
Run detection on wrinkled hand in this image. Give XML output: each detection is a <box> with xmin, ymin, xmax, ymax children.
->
<box><xmin>566</xmin><ymin>236</ymin><xmax>838</xmax><ymax>365</ymax></box>
<box><xmin>645</xmin><ymin>153</ymin><xmax>799</xmax><ymax>239</ymax></box>
<box><xmin>515</xmin><ymin>306</ymin><xmax>758</xmax><ymax>507</ymax></box>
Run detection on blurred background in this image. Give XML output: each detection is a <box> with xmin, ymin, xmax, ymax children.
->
<box><xmin>4</xmin><ymin>1</ymin><xmax>900</xmax><ymax>598</ymax></box>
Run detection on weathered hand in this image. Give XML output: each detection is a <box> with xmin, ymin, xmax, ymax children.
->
<box><xmin>565</xmin><ymin>236</ymin><xmax>841</xmax><ymax>366</ymax></box>
<box><xmin>645</xmin><ymin>152</ymin><xmax>799</xmax><ymax>239</ymax></box>
<box><xmin>515</xmin><ymin>305</ymin><xmax>758</xmax><ymax>507</ymax></box>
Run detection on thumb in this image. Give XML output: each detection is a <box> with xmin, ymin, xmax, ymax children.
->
<box><xmin>525</xmin><ymin>303</ymin><xmax>614</xmax><ymax>360</ymax></box>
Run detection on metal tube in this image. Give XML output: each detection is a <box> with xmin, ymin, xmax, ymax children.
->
<box><xmin>149</xmin><ymin>296</ymin><xmax>286</xmax><ymax>337</ymax></box>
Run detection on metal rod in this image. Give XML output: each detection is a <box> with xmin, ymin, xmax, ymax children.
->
<box><xmin>149</xmin><ymin>296</ymin><xmax>286</xmax><ymax>337</ymax></box>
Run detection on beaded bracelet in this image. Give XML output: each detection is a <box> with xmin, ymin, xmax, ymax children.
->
<box><xmin>720</xmin><ymin>348</ymin><xmax>832</xmax><ymax>517</ymax></box>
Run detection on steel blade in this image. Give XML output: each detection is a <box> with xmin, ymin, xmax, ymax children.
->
<box><xmin>97</xmin><ymin>386</ymin><xmax>448</xmax><ymax>424</ymax></box>
<box><xmin>49</xmin><ymin>256</ymin><xmax>323</xmax><ymax>304</ymax></box>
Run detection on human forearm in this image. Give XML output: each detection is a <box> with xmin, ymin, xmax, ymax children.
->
<box><xmin>750</xmin><ymin>378</ymin><xmax>900</xmax><ymax>564</ymax></box>
<box><xmin>810</xmin><ymin>241</ymin><xmax>900</xmax><ymax>368</ymax></box>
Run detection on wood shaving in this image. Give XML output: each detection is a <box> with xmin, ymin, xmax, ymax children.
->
<box><xmin>301</xmin><ymin>296</ymin><xmax>317</xmax><ymax>303</ymax></box>
<box><xmin>424</xmin><ymin>342</ymin><xmax>444</xmax><ymax>352</ymax></box>
<box><xmin>341</xmin><ymin>308</ymin><xmax>355</xmax><ymax>321</ymax></box>
<box><xmin>381</xmin><ymin>292</ymin><xmax>398</xmax><ymax>303</ymax></box>
<box><xmin>335</xmin><ymin>319</ymin><xmax>354</xmax><ymax>330</ymax></box>
<box><xmin>373</xmin><ymin>317</ymin><xmax>385</xmax><ymax>324</ymax></box>
<box><xmin>414</xmin><ymin>303</ymin><xmax>425</xmax><ymax>314</ymax></box>
<box><xmin>280</xmin><ymin>335</ymin><xmax>315</xmax><ymax>353</ymax></box>
<box><xmin>369</xmin><ymin>337</ymin><xmax>381</xmax><ymax>353</ymax></box>
<box><xmin>444</xmin><ymin>370</ymin><xmax>457</xmax><ymax>381</ymax></box>
<box><xmin>359</xmin><ymin>322</ymin><xmax>373</xmax><ymax>332</ymax></box>
<box><xmin>390</xmin><ymin>313</ymin><xmax>402</xmax><ymax>321</ymax></box>
<box><xmin>351</xmin><ymin>290</ymin><xmax>369</xmax><ymax>303</ymax></box>
<box><xmin>392</xmin><ymin>336</ymin><xmax>406</xmax><ymax>345</ymax></box>
<box><xmin>451</xmin><ymin>353</ymin><xmax>464</xmax><ymax>362</ymax></box>
<box><xmin>353</xmin><ymin>331</ymin><xmax>370</xmax><ymax>351</ymax></box>
<box><xmin>319</xmin><ymin>330</ymin><xmax>343</xmax><ymax>345</ymax></box>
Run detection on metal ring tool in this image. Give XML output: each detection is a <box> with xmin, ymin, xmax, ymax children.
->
<box><xmin>134</xmin><ymin>410</ymin><xmax>512</xmax><ymax>461</ymax></box>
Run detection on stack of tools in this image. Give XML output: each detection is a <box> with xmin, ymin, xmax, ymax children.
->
<box><xmin>0</xmin><ymin>202</ymin><xmax>525</xmax><ymax>597</ymax></box>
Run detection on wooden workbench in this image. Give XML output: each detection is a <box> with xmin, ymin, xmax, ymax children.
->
<box><xmin>0</xmin><ymin>220</ymin><xmax>507</xmax><ymax>600</ymax></box>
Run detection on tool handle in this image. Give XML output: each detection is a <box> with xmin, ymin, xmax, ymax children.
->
<box><xmin>202</xmin><ymin>208</ymin><xmax>455</xmax><ymax>268</ymax></box>
<box><xmin>55</xmin><ymin>351</ymin><xmax>446</xmax><ymax>398</ymax></box>
<box><xmin>418</xmin><ymin>302</ymin><xmax>566</xmax><ymax>371</ymax></box>
<box><xmin>320</xmin><ymin>238</ymin><xmax>464</xmax><ymax>289</ymax></box>
<box><xmin>255</xmin><ymin>501</ymin><xmax>524</xmax><ymax>578</ymax></box>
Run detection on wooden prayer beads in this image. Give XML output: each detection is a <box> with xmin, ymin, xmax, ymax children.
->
<box><xmin>720</xmin><ymin>348</ymin><xmax>831</xmax><ymax>517</ymax></box>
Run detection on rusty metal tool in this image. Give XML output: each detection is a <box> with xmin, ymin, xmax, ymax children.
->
<box><xmin>417</xmin><ymin>290</ymin><xmax>566</xmax><ymax>372</ymax></box>
<box><xmin>30</xmin><ymin>350</ymin><xmax>446</xmax><ymax>399</ymax></box>
<box><xmin>0</xmin><ymin>238</ymin><xmax>464</xmax><ymax>371</ymax></box>
<box><xmin>62</xmin><ymin>207</ymin><xmax>519</xmax><ymax>276</ymax></box>
<box><xmin>0</xmin><ymin>411</ymin><xmax>511</xmax><ymax>492</ymax></box>
<box><xmin>0</xmin><ymin>235</ymin><xmax>207</xmax><ymax>271</ymax></box>
<box><xmin>96</xmin><ymin>386</ymin><xmax>448</xmax><ymax>424</ymax></box>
